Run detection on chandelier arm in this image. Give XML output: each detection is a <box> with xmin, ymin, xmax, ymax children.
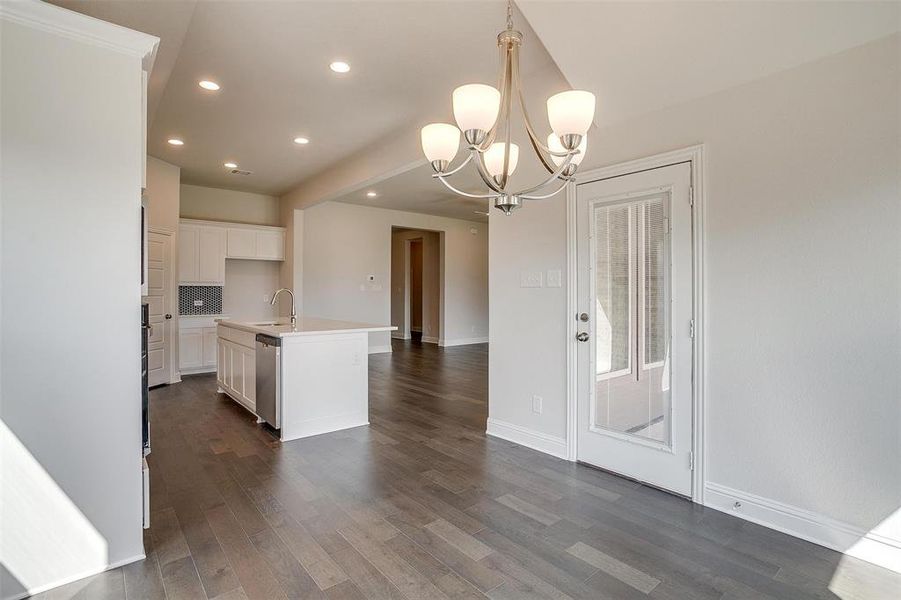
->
<box><xmin>497</xmin><ymin>43</ymin><xmax>516</xmax><ymax>189</ymax></box>
<box><xmin>513</xmin><ymin>151</ymin><xmax>576</xmax><ymax>197</ymax></box>
<box><xmin>520</xmin><ymin>178</ymin><xmax>572</xmax><ymax>200</ymax></box>
<box><xmin>435</xmin><ymin>173</ymin><xmax>500</xmax><ymax>199</ymax></box>
<box><xmin>511</xmin><ymin>46</ymin><xmax>571</xmax><ymax>174</ymax></box>
<box><xmin>478</xmin><ymin>44</ymin><xmax>510</xmax><ymax>152</ymax></box>
<box><xmin>473</xmin><ymin>149</ymin><xmax>507</xmax><ymax>194</ymax></box>
<box><xmin>430</xmin><ymin>153</ymin><xmax>474</xmax><ymax>178</ymax></box>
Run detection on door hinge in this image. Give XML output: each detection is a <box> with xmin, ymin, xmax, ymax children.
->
<box><xmin>689</xmin><ymin>319</ymin><xmax>695</xmax><ymax>339</ymax></box>
<box><xmin>689</xmin><ymin>185</ymin><xmax>694</xmax><ymax>207</ymax></box>
<box><xmin>688</xmin><ymin>451</ymin><xmax>694</xmax><ymax>471</ymax></box>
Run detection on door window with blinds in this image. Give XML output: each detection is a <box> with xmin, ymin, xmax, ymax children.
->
<box><xmin>592</xmin><ymin>192</ymin><xmax>672</xmax><ymax>446</ymax></box>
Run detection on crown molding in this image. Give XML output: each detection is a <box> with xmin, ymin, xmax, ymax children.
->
<box><xmin>0</xmin><ymin>0</ymin><xmax>159</xmax><ymax>70</ymax></box>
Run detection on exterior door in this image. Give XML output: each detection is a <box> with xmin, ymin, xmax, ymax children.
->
<box><xmin>144</xmin><ymin>230</ymin><xmax>173</xmax><ymax>386</ymax></box>
<box><xmin>576</xmin><ymin>163</ymin><xmax>693</xmax><ymax>496</ymax></box>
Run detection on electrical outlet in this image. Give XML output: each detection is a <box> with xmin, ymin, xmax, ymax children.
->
<box><xmin>531</xmin><ymin>394</ymin><xmax>543</xmax><ymax>415</ymax></box>
<box><xmin>263</xmin><ymin>294</ymin><xmax>270</xmax><ymax>303</ymax></box>
<box><xmin>193</xmin><ymin>300</ymin><xmax>203</xmax><ymax>307</ymax></box>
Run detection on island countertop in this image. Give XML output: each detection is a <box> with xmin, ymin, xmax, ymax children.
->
<box><xmin>216</xmin><ymin>316</ymin><xmax>396</xmax><ymax>338</ymax></box>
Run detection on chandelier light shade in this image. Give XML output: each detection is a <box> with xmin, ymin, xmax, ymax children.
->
<box><xmin>421</xmin><ymin>123</ymin><xmax>460</xmax><ymax>168</ymax></box>
<box><xmin>547</xmin><ymin>90</ymin><xmax>596</xmax><ymax>139</ymax></box>
<box><xmin>422</xmin><ymin>0</ymin><xmax>596</xmax><ymax>214</ymax></box>
<box><xmin>453</xmin><ymin>84</ymin><xmax>501</xmax><ymax>140</ymax></box>
<box><xmin>484</xmin><ymin>143</ymin><xmax>519</xmax><ymax>177</ymax></box>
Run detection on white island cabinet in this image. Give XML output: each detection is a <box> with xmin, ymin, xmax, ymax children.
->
<box><xmin>216</xmin><ymin>318</ymin><xmax>395</xmax><ymax>440</ymax></box>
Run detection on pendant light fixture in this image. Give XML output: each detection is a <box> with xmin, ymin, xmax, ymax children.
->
<box><xmin>421</xmin><ymin>0</ymin><xmax>596</xmax><ymax>214</ymax></box>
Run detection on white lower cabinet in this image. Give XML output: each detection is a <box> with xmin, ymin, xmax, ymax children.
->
<box><xmin>180</xmin><ymin>325</ymin><xmax>218</xmax><ymax>374</ymax></box>
<box><xmin>179</xmin><ymin>329</ymin><xmax>203</xmax><ymax>369</ymax></box>
<box><xmin>216</xmin><ymin>336</ymin><xmax>256</xmax><ymax>414</ymax></box>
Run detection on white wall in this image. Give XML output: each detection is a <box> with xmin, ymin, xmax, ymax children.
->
<box><xmin>223</xmin><ymin>259</ymin><xmax>280</xmax><ymax>321</ymax></box>
<box><xmin>180</xmin><ymin>183</ymin><xmax>279</xmax><ymax>226</ymax></box>
<box><xmin>490</xmin><ymin>34</ymin><xmax>900</xmax><ymax>538</ymax></box>
<box><xmin>145</xmin><ymin>157</ymin><xmax>180</xmax><ymax>232</ymax></box>
<box><xmin>302</xmin><ymin>202</ymin><xmax>488</xmax><ymax>352</ymax></box>
<box><xmin>1</xmin><ymin>8</ymin><xmax>153</xmax><ymax>597</ymax></box>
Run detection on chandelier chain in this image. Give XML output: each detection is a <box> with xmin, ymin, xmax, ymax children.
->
<box><xmin>506</xmin><ymin>0</ymin><xmax>513</xmax><ymax>31</ymax></box>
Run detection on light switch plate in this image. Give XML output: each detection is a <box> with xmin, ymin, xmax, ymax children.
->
<box><xmin>546</xmin><ymin>269</ymin><xmax>562</xmax><ymax>288</ymax></box>
<box><xmin>520</xmin><ymin>271</ymin><xmax>544</xmax><ymax>288</ymax></box>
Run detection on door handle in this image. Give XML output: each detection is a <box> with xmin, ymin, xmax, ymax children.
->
<box><xmin>578</xmin><ymin>312</ymin><xmax>589</xmax><ymax>322</ymax></box>
<box><xmin>576</xmin><ymin>332</ymin><xmax>589</xmax><ymax>342</ymax></box>
<box><xmin>165</xmin><ymin>314</ymin><xmax>172</xmax><ymax>320</ymax></box>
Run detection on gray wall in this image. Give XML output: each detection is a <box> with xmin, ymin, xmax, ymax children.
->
<box><xmin>489</xmin><ymin>34</ymin><xmax>900</xmax><ymax>534</ymax></box>
<box><xmin>1</xmin><ymin>11</ymin><xmax>150</xmax><ymax>597</ymax></box>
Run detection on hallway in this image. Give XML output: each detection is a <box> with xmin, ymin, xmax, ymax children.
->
<box><xmin>35</xmin><ymin>340</ymin><xmax>898</xmax><ymax>599</ymax></box>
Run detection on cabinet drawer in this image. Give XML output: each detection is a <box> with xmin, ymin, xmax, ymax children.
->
<box><xmin>217</xmin><ymin>325</ymin><xmax>256</xmax><ymax>349</ymax></box>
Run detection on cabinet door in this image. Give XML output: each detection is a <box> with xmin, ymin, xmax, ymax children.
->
<box><xmin>242</xmin><ymin>345</ymin><xmax>256</xmax><ymax>408</ymax></box>
<box><xmin>216</xmin><ymin>339</ymin><xmax>225</xmax><ymax>386</ymax></box>
<box><xmin>178</xmin><ymin>225</ymin><xmax>198</xmax><ymax>282</ymax></box>
<box><xmin>202</xmin><ymin>328</ymin><xmax>218</xmax><ymax>367</ymax></box>
<box><xmin>232</xmin><ymin>345</ymin><xmax>244</xmax><ymax>399</ymax></box>
<box><xmin>197</xmin><ymin>227</ymin><xmax>225</xmax><ymax>283</ymax></box>
<box><xmin>220</xmin><ymin>340</ymin><xmax>233</xmax><ymax>391</ymax></box>
<box><xmin>227</xmin><ymin>228</ymin><xmax>256</xmax><ymax>259</ymax></box>
<box><xmin>256</xmin><ymin>230</ymin><xmax>285</xmax><ymax>260</ymax></box>
<box><xmin>179</xmin><ymin>329</ymin><xmax>203</xmax><ymax>369</ymax></box>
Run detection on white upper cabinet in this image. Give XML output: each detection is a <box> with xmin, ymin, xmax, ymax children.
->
<box><xmin>197</xmin><ymin>227</ymin><xmax>226</xmax><ymax>281</ymax></box>
<box><xmin>226</xmin><ymin>228</ymin><xmax>256</xmax><ymax>258</ymax></box>
<box><xmin>226</xmin><ymin>226</ymin><xmax>285</xmax><ymax>261</ymax></box>
<box><xmin>179</xmin><ymin>219</ymin><xmax>285</xmax><ymax>284</ymax></box>
<box><xmin>179</xmin><ymin>223</ymin><xmax>225</xmax><ymax>284</ymax></box>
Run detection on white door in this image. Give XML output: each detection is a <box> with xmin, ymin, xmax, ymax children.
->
<box><xmin>144</xmin><ymin>230</ymin><xmax>173</xmax><ymax>387</ymax></box>
<box><xmin>576</xmin><ymin>163</ymin><xmax>693</xmax><ymax>496</ymax></box>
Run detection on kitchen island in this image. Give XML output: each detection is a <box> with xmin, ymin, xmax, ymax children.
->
<box><xmin>216</xmin><ymin>317</ymin><xmax>395</xmax><ymax>441</ymax></box>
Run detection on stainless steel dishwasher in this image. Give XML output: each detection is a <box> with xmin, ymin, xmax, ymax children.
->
<box><xmin>255</xmin><ymin>334</ymin><xmax>281</xmax><ymax>428</ymax></box>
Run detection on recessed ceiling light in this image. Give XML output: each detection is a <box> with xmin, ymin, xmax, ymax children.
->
<box><xmin>366</xmin><ymin>191</ymin><xmax>378</xmax><ymax>198</ymax></box>
<box><xmin>329</xmin><ymin>61</ymin><xmax>350</xmax><ymax>73</ymax></box>
<box><xmin>293</xmin><ymin>137</ymin><xmax>310</xmax><ymax>145</ymax></box>
<box><xmin>167</xmin><ymin>138</ymin><xmax>184</xmax><ymax>146</ymax></box>
<box><xmin>224</xmin><ymin>162</ymin><xmax>237</xmax><ymax>169</ymax></box>
<box><xmin>198</xmin><ymin>80</ymin><xmax>220</xmax><ymax>91</ymax></box>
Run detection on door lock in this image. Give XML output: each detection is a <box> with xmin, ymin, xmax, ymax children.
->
<box><xmin>576</xmin><ymin>332</ymin><xmax>589</xmax><ymax>342</ymax></box>
<box><xmin>578</xmin><ymin>312</ymin><xmax>589</xmax><ymax>322</ymax></box>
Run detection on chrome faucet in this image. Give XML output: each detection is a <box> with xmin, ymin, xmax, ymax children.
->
<box><xmin>270</xmin><ymin>288</ymin><xmax>297</xmax><ymax>326</ymax></box>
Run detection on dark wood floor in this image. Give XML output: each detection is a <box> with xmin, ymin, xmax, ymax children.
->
<box><xmin>35</xmin><ymin>340</ymin><xmax>898</xmax><ymax>599</ymax></box>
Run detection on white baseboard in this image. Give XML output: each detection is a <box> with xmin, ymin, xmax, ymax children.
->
<box><xmin>486</xmin><ymin>418</ymin><xmax>568</xmax><ymax>459</ymax></box>
<box><xmin>705</xmin><ymin>482</ymin><xmax>901</xmax><ymax>573</ymax></box>
<box><xmin>439</xmin><ymin>336</ymin><xmax>488</xmax><ymax>347</ymax></box>
<box><xmin>368</xmin><ymin>345</ymin><xmax>392</xmax><ymax>354</ymax></box>
<box><xmin>5</xmin><ymin>553</ymin><xmax>146</xmax><ymax>600</ymax></box>
<box><xmin>422</xmin><ymin>336</ymin><xmax>439</xmax><ymax>344</ymax></box>
<box><xmin>391</xmin><ymin>332</ymin><xmax>410</xmax><ymax>340</ymax></box>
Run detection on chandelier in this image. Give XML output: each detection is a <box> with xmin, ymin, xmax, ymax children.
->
<box><xmin>420</xmin><ymin>0</ymin><xmax>596</xmax><ymax>215</ymax></box>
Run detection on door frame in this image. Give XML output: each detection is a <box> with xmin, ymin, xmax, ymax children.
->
<box><xmin>565</xmin><ymin>144</ymin><xmax>707</xmax><ymax>503</ymax></box>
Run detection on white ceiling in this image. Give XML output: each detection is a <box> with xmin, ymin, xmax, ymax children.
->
<box><xmin>49</xmin><ymin>0</ymin><xmax>557</xmax><ymax>197</ymax></box>
<box><xmin>518</xmin><ymin>1</ymin><xmax>901</xmax><ymax>129</ymax></box>
<box><xmin>48</xmin><ymin>1</ymin><xmax>901</xmax><ymax>219</ymax></box>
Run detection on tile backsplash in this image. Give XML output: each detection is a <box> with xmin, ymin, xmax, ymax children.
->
<box><xmin>179</xmin><ymin>286</ymin><xmax>223</xmax><ymax>315</ymax></box>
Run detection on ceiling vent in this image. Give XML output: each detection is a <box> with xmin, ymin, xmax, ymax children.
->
<box><xmin>229</xmin><ymin>168</ymin><xmax>253</xmax><ymax>176</ymax></box>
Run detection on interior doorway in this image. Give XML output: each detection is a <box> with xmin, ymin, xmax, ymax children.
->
<box><xmin>391</xmin><ymin>227</ymin><xmax>442</xmax><ymax>343</ymax></box>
